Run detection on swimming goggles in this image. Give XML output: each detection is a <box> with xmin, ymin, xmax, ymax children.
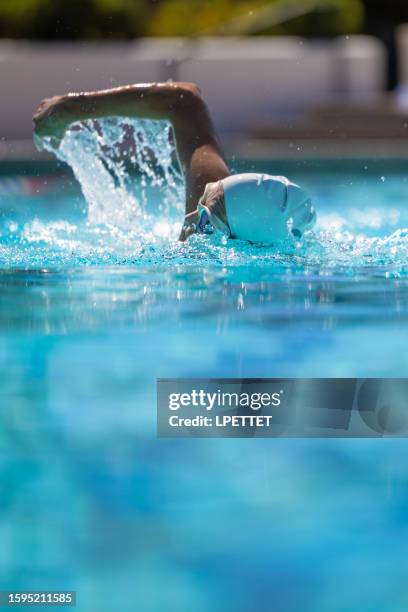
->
<box><xmin>183</xmin><ymin>208</ymin><xmax>214</xmax><ymax>235</ymax></box>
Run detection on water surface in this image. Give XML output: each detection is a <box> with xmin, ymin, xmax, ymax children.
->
<box><xmin>0</xmin><ymin>121</ymin><xmax>408</xmax><ymax>611</ymax></box>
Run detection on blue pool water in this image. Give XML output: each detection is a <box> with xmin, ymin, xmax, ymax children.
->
<box><xmin>1</xmin><ymin>119</ymin><xmax>408</xmax><ymax>611</ymax></box>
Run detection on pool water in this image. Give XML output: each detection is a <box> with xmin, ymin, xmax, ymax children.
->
<box><xmin>1</xmin><ymin>119</ymin><xmax>408</xmax><ymax>611</ymax></box>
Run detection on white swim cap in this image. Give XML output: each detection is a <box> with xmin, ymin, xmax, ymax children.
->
<box><xmin>220</xmin><ymin>173</ymin><xmax>316</xmax><ymax>243</ymax></box>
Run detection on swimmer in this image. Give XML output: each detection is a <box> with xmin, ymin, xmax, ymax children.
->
<box><xmin>33</xmin><ymin>82</ymin><xmax>316</xmax><ymax>243</ymax></box>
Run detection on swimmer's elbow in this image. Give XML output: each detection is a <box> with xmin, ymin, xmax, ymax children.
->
<box><xmin>173</xmin><ymin>84</ymin><xmax>208</xmax><ymax>122</ymax></box>
<box><xmin>176</xmin><ymin>82</ymin><xmax>203</xmax><ymax>99</ymax></box>
<box><xmin>175</xmin><ymin>84</ymin><xmax>205</xmax><ymax>111</ymax></box>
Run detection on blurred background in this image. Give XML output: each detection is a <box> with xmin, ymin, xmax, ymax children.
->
<box><xmin>2</xmin><ymin>0</ymin><xmax>408</xmax><ymax>160</ymax></box>
<box><xmin>3</xmin><ymin>5</ymin><xmax>408</xmax><ymax>612</ymax></box>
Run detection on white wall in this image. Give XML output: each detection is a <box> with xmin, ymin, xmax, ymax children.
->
<box><xmin>333</xmin><ymin>36</ymin><xmax>386</xmax><ymax>100</ymax></box>
<box><xmin>179</xmin><ymin>37</ymin><xmax>334</xmax><ymax>132</ymax></box>
<box><xmin>179</xmin><ymin>36</ymin><xmax>386</xmax><ymax>133</ymax></box>
<box><xmin>0</xmin><ymin>39</ymin><xmax>187</xmax><ymax>139</ymax></box>
<box><xmin>0</xmin><ymin>36</ymin><xmax>386</xmax><ymax>140</ymax></box>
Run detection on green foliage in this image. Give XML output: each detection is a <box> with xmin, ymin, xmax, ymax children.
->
<box><xmin>149</xmin><ymin>0</ymin><xmax>250</xmax><ymax>36</ymax></box>
<box><xmin>148</xmin><ymin>0</ymin><xmax>364</xmax><ymax>37</ymax></box>
<box><xmin>0</xmin><ymin>0</ymin><xmax>364</xmax><ymax>39</ymax></box>
<box><xmin>275</xmin><ymin>0</ymin><xmax>364</xmax><ymax>38</ymax></box>
<box><xmin>0</xmin><ymin>0</ymin><xmax>149</xmax><ymax>39</ymax></box>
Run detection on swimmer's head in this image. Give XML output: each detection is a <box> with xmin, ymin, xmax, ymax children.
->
<box><xmin>197</xmin><ymin>181</ymin><xmax>230</xmax><ymax>235</ymax></box>
<box><xmin>219</xmin><ymin>173</ymin><xmax>316</xmax><ymax>243</ymax></box>
<box><xmin>179</xmin><ymin>181</ymin><xmax>227</xmax><ymax>241</ymax></box>
<box><xmin>181</xmin><ymin>173</ymin><xmax>316</xmax><ymax>243</ymax></box>
<box><xmin>199</xmin><ymin>181</ymin><xmax>223</xmax><ymax>208</ymax></box>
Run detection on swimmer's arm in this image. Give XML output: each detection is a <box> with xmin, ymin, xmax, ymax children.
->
<box><xmin>33</xmin><ymin>82</ymin><xmax>217</xmax><ymax>155</ymax></box>
<box><xmin>33</xmin><ymin>82</ymin><xmax>230</xmax><ymax>232</ymax></box>
<box><xmin>33</xmin><ymin>82</ymin><xmax>193</xmax><ymax>125</ymax></box>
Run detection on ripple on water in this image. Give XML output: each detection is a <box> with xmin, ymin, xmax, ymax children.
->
<box><xmin>0</xmin><ymin>117</ymin><xmax>407</xmax><ymax>277</ymax></box>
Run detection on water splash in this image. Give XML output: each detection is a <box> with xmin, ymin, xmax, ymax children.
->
<box><xmin>44</xmin><ymin>117</ymin><xmax>185</xmax><ymax>229</ymax></box>
<box><xmin>1</xmin><ymin>117</ymin><xmax>408</xmax><ymax>275</ymax></box>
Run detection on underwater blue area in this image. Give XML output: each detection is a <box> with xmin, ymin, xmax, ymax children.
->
<box><xmin>1</xmin><ymin>119</ymin><xmax>408</xmax><ymax>611</ymax></box>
